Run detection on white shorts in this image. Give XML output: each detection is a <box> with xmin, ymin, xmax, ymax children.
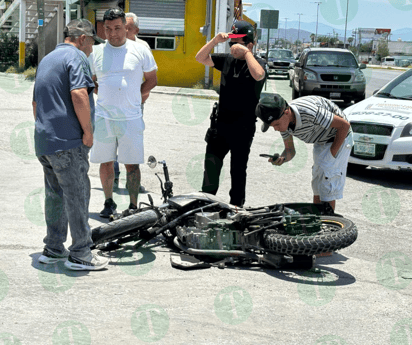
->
<box><xmin>90</xmin><ymin>116</ymin><xmax>145</xmax><ymax>165</ymax></box>
<box><xmin>312</xmin><ymin>132</ymin><xmax>354</xmax><ymax>202</ymax></box>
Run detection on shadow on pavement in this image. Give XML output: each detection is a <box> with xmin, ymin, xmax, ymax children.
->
<box><xmin>30</xmin><ymin>253</ymin><xmax>92</xmax><ymax>277</ymax></box>
<box><xmin>347</xmin><ymin>166</ymin><xmax>412</xmax><ymax>190</ymax></box>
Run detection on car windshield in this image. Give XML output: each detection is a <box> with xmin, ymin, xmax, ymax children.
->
<box><xmin>268</xmin><ymin>50</ymin><xmax>293</xmax><ymax>59</ymax></box>
<box><xmin>306</xmin><ymin>52</ymin><xmax>358</xmax><ymax>67</ymax></box>
<box><xmin>375</xmin><ymin>69</ymin><xmax>412</xmax><ymax>100</ymax></box>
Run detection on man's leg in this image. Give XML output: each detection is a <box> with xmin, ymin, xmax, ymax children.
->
<box><xmin>100</xmin><ymin>161</ymin><xmax>115</xmax><ymax>200</ymax></box>
<box><xmin>313</xmin><ymin>195</ymin><xmax>335</xmax><ymax>210</ymax></box>
<box><xmin>125</xmin><ymin>164</ymin><xmax>140</xmax><ymax>207</ymax></box>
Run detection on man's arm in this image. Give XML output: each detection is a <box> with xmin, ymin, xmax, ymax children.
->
<box><xmin>32</xmin><ymin>101</ymin><xmax>36</xmax><ymax>120</ymax></box>
<box><xmin>71</xmin><ymin>87</ymin><xmax>93</xmax><ymax>147</ymax></box>
<box><xmin>92</xmin><ymin>75</ymin><xmax>98</xmax><ymax>94</ymax></box>
<box><xmin>270</xmin><ymin>135</ymin><xmax>296</xmax><ymax>166</ymax></box>
<box><xmin>195</xmin><ymin>32</ymin><xmax>229</xmax><ymax>67</ymax></box>
<box><xmin>230</xmin><ymin>45</ymin><xmax>266</xmax><ymax>81</ymax></box>
<box><xmin>329</xmin><ymin>115</ymin><xmax>351</xmax><ymax>157</ymax></box>
<box><xmin>141</xmin><ymin>70</ymin><xmax>157</xmax><ymax>104</ymax></box>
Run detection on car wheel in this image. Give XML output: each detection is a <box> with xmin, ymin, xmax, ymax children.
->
<box><xmin>292</xmin><ymin>85</ymin><xmax>299</xmax><ymax>99</ymax></box>
<box><xmin>347</xmin><ymin>163</ymin><xmax>367</xmax><ymax>172</ymax></box>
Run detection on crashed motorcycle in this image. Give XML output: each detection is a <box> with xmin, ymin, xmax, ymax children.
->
<box><xmin>91</xmin><ymin>156</ymin><xmax>358</xmax><ymax>270</ymax></box>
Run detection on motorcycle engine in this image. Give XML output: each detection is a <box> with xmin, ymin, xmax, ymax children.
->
<box><xmin>176</xmin><ymin>212</ymin><xmax>241</xmax><ymax>250</ymax></box>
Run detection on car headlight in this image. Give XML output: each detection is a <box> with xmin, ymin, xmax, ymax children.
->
<box><xmin>354</xmin><ymin>71</ymin><xmax>365</xmax><ymax>82</ymax></box>
<box><xmin>400</xmin><ymin>123</ymin><xmax>412</xmax><ymax>137</ymax></box>
<box><xmin>304</xmin><ymin>71</ymin><xmax>316</xmax><ymax>81</ymax></box>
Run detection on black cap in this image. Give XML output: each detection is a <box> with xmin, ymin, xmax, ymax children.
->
<box><xmin>228</xmin><ymin>20</ymin><xmax>255</xmax><ymax>44</ymax></box>
<box><xmin>64</xmin><ymin>19</ymin><xmax>105</xmax><ymax>44</ymax></box>
<box><xmin>255</xmin><ymin>94</ymin><xmax>288</xmax><ymax>132</ymax></box>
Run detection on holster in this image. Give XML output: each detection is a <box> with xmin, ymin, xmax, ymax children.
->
<box><xmin>204</xmin><ymin>102</ymin><xmax>219</xmax><ymax>143</ymax></box>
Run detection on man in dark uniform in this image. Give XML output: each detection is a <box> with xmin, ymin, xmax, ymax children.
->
<box><xmin>195</xmin><ymin>21</ymin><xmax>266</xmax><ymax>207</ymax></box>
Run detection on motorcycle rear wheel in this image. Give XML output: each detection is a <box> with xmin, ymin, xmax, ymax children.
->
<box><xmin>262</xmin><ymin>216</ymin><xmax>357</xmax><ymax>256</ymax></box>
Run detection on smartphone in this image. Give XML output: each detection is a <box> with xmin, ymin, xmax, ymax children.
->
<box><xmin>259</xmin><ymin>153</ymin><xmax>280</xmax><ymax>160</ymax></box>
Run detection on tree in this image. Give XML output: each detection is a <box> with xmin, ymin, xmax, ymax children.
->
<box><xmin>348</xmin><ymin>37</ymin><xmax>354</xmax><ymax>46</ymax></box>
<box><xmin>376</xmin><ymin>39</ymin><xmax>390</xmax><ymax>62</ymax></box>
<box><xmin>310</xmin><ymin>33</ymin><xmax>315</xmax><ymax>44</ymax></box>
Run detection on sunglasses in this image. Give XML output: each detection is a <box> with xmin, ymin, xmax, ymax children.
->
<box><xmin>103</xmin><ymin>8</ymin><xmax>125</xmax><ymax>17</ymax></box>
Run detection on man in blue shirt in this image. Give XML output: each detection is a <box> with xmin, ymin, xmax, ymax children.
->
<box><xmin>33</xmin><ymin>19</ymin><xmax>109</xmax><ymax>270</ymax></box>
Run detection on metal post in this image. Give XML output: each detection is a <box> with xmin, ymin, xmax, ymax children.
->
<box><xmin>344</xmin><ymin>0</ymin><xmax>349</xmax><ymax>48</ymax></box>
<box><xmin>297</xmin><ymin>13</ymin><xmax>303</xmax><ymax>50</ymax></box>
<box><xmin>37</xmin><ymin>0</ymin><xmax>45</xmax><ymax>64</ymax></box>
<box><xmin>57</xmin><ymin>2</ymin><xmax>63</xmax><ymax>44</ymax></box>
<box><xmin>312</xmin><ymin>2</ymin><xmax>322</xmax><ymax>47</ymax></box>
<box><xmin>284</xmin><ymin>17</ymin><xmax>288</xmax><ymax>47</ymax></box>
<box><xmin>65</xmin><ymin>0</ymin><xmax>70</xmax><ymax>25</ymax></box>
<box><xmin>18</xmin><ymin>0</ymin><xmax>26</xmax><ymax>68</ymax></box>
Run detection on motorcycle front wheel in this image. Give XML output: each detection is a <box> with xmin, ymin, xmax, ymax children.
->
<box><xmin>262</xmin><ymin>216</ymin><xmax>357</xmax><ymax>256</ymax></box>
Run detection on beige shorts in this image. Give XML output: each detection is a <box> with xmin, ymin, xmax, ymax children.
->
<box><xmin>90</xmin><ymin>116</ymin><xmax>145</xmax><ymax>165</ymax></box>
<box><xmin>312</xmin><ymin>132</ymin><xmax>354</xmax><ymax>202</ymax></box>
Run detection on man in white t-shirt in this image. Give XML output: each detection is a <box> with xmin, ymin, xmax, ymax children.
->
<box><xmin>88</xmin><ymin>8</ymin><xmax>158</xmax><ymax>218</ymax></box>
<box><xmin>125</xmin><ymin>12</ymin><xmax>151</xmax><ymax>50</ymax></box>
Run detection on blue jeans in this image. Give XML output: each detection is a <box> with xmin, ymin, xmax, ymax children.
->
<box><xmin>37</xmin><ymin>145</ymin><xmax>93</xmax><ymax>260</ymax></box>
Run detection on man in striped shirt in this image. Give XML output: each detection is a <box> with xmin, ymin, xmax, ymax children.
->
<box><xmin>256</xmin><ymin>94</ymin><xmax>354</xmax><ymax>210</ymax></box>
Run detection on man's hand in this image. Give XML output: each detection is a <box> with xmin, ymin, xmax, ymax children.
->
<box><xmin>269</xmin><ymin>156</ymin><xmax>286</xmax><ymax>166</ymax></box>
<box><xmin>230</xmin><ymin>44</ymin><xmax>249</xmax><ymax>59</ymax></box>
<box><xmin>82</xmin><ymin>132</ymin><xmax>93</xmax><ymax>147</ymax></box>
<box><xmin>214</xmin><ymin>32</ymin><xmax>230</xmax><ymax>44</ymax></box>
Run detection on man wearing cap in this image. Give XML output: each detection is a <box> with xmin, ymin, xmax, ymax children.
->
<box><xmin>88</xmin><ymin>8</ymin><xmax>158</xmax><ymax>217</ymax></box>
<box><xmin>33</xmin><ymin>19</ymin><xmax>109</xmax><ymax>270</ymax></box>
<box><xmin>256</xmin><ymin>94</ymin><xmax>353</xmax><ymax>210</ymax></box>
<box><xmin>195</xmin><ymin>20</ymin><xmax>266</xmax><ymax>207</ymax></box>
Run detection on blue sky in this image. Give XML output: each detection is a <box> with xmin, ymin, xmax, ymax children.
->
<box><xmin>243</xmin><ymin>0</ymin><xmax>412</xmax><ymax>32</ymax></box>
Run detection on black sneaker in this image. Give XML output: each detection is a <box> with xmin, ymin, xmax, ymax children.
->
<box><xmin>99</xmin><ymin>198</ymin><xmax>117</xmax><ymax>218</ymax></box>
<box><xmin>128</xmin><ymin>203</ymin><xmax>137</xmax><ymax>210</ymax></box>
<box><xmin>38</xmin><ymin>247</ymin><xmax>70</xmax><ymax>264</ymax></box>
<box><xmin>113</xmin><ymin>178</ymin><xmax>119</xmax><ymax>191</ymax></box>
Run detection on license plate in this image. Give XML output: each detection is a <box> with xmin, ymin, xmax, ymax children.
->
<box><xmin>354</xmin><ymin>142</ymin><xmax>376</xmax><ymax>156</ymax></box>
<box><xmin>330</xmin><ymin>92</ymin><xmax>341</xmax><ymax>98</ymax></box>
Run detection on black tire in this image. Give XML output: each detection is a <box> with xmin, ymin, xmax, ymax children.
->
<box><xmin>292</xmin><ymin>85</ymin><xmax>299</xmax><ymax>99</ymax></box>
<box><xmin>92</xmin><ymin>209</ymin><xmax>160</xmax><ymax>246</ymax></box>
<box><xmin>262</xmin><ymin>216</ymin><xmax>358</xmax><ymax>256</ymax></box>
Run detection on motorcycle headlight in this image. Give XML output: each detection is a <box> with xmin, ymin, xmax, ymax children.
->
<box><xmin>401</xmin><ymin>123</ymin><xmax>412</xmax><ymax>137</ymax></box>
<box><xmin>304</xmin><ymin>71</ymin><xmax>316</xmax><ymax>81</ymax></box>
<box><xmin>354</xmin><ymin>71</ymin><xmax>365</xmax><ymax>82</ymax></box>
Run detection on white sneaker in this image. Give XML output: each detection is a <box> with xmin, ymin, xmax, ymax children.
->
<box><xmin>39</xmin><ymin>248</ymin><xmax>70</xmax><ymax>264</ymax></box>
<box><xmin>64</xmin><ymin>253</ymin><xmax>109</xmax><ymax>271</ymax></box>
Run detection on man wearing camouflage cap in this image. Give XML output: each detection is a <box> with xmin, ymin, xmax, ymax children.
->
<box><xmin>33</xmin><ymin>19</ymin><xmax>109</xmax><ymax>270</ymax></box>
<box><xmin>256</xmin><ymin>94</ymin><xmax>353</xmax><ymax>210</ymax></box>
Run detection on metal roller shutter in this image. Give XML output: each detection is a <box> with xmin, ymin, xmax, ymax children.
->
<box><xmin>129</xmin><ymin>0</ymin><xmax>186</xmax><ymax>36</ymax></box>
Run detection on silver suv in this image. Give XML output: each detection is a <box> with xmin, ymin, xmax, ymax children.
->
<box><xmin>290</xmin><ymin>48</ymin><xmax>366</xmax><ymax>103</ymax></box>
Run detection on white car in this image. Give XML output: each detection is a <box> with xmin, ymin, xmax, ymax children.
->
<box><xmin>344</xmin><ymin>68</ymin><xmax>412</xmax><ymax>170</ymax></box>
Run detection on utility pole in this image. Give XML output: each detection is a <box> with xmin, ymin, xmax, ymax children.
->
<box><xmin>284</xmin><ymin>17</ymin><xmax>288</xmax><ymax>48</ymax></box>
<box><xmin>344</xmin><ymin>0</ymin><xmax>349</xmax><ymax>48</ymax></box>
<box><xmin>312</xmin><ymin>2</ymin><xmax>322</xmax><ymax>47</ymax></box>
<box><xmin>297</xmin><ymin>13</ymin><xmax>303</xmax><ymax>51</ymax></box>
<box><xmin>37</xmin><ymin>0</ymin><xmax>45</xmax><ymax>64</ymax></box>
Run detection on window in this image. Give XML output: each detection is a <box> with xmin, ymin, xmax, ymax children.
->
<box><xmin>138</xmin><ymin>36</ymin><xmax>176</xmax><ymax>51</ymax></box>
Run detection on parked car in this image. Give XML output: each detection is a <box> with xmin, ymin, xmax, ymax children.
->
<box><xmin>266</xmin><ymin>49</ymin><xmax>295</xmax><ymax>78</ymax></box>
<box><xmin>344</xmin><ymin>68</ymin><xmax>412</xmax><ymax>170</ymax></box>
<box><xmin>290</xmin><ymin>48</ymin><xmax>366</xmax><ymax>103</ymax></box>
<box><xmin>381</xmin><ymin>56</ymin><xmax>395</xmax><ymax>66</ymax></box>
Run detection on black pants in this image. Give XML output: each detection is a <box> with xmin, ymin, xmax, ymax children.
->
<box><xmin>201</xmin><ymin>121</ymin><xmax>255</xmax><ymax>207</ymax></box>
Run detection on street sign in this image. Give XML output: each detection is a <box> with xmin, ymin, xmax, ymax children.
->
<box><xmin>38</xmin><ymin>19</ymin><xmax>43</xmax><ymax>26</ymax></box>
<box><xmin>260</xmin><ymin>10</ymin><xmax>279</xmax><ymax>29</ymax></box>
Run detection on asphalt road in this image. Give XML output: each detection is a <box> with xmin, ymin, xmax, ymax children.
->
<box><xmin>0</xmin><ymin>71</ymin><xmax>411</xmax><ymax>345</ymax></box>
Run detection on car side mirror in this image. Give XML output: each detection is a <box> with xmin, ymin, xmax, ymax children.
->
<box><xmin>294</xmin><ymin>62</ymin><xmax>301</xmax><ymax>68</ymax></box>
<box><xmin>373</xmin><ymin>89</ymin><xmax>380</xmax><ymax>95</ymax></box>
<box><xmin>359</xmin><ymin>64</ymin><xmax>366</xmax><ymax>69</ymax></box>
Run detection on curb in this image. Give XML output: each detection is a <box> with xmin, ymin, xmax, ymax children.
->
<box><xmin>151</xmin><ymin>86</ymin><xmax>219</xmax><ymax>100</ymax></box>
